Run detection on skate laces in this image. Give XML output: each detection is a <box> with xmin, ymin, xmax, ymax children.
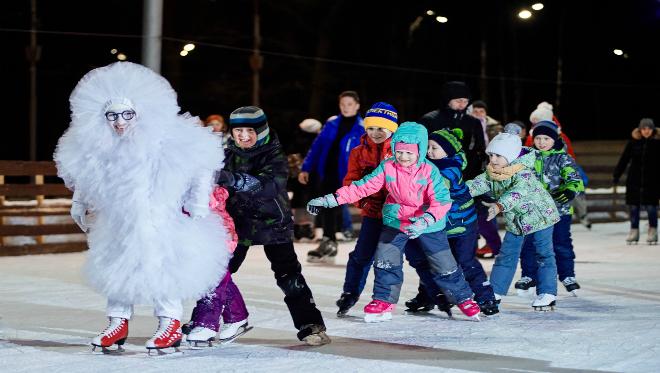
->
<box><xmin>562</xmin><ymin>277</ymin><xmax>576</xmax><ymax>285</ymax></box>
<box><xmin>102</xmin><ymin>318</ymin><xmax>126</xmax><ymax>337</ymax></box>
<box><xmin>152</xmin><ymin>318</ymin><xmax>176</xmax><ymax>339</ymax></box>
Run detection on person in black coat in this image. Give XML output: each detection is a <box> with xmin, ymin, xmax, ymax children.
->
<box><xmin>216</xmin><ymin>106</ymin><xmax>330</xmax><ymax>345</ymax></box>
<box><xmin>419</xmin><ymin>81</ymin><xmax>486</xmax><ymax>180</ymax></box>
<box><xmin>613</xmin><ymin>118</ymin><xmax>659</xmax><ymax>244</ymax></box>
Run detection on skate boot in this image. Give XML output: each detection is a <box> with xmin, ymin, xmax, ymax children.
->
<box><xmin>186</xmin><ymin>326</ymin><xmax>216</xmax><ymax>347</ymax></box>
<box><xmin>626</xmin><ymin>228</ymin><xmax>639</xmax><ymax>245</ymax></box>
<box><xmin>647</xmin><ymin>227</ymin><xmax>658</xmax><ymax>245</ymax></box>
<box><xmin>298</xmin><ymin>324</ymin><xmax>331</xmax><ymax>346</ymax></box>
<box><xmin>181</xmin><ymin>322</ymin><xmax>193</xmax><ymax>335</ymax></box>
<box><xmin>404</xmin><ymin>292</ymin><xmax>434</xmax><ymax>313</ymax></box>
<box><xmin>339</xmin><ymin>229</ymin><xmax>356</xmax><ymax>242</ymax></box>
<box><xmin>91</xmin><ymin>317</ymin><xmax>129</xmax><ymax>353</ymax></box>
<box><xmin>477</xmin><ymin>299</ymin><xmax>500</xmax><ymax>316</ymax></box>
<box><xmin>218</xmin><ymin>319</ymin><xmax>250</xmax><ymax>343</ymax></box>
<box><xmin>298</xmin><ymin>224</ymin><xmax>315</xmax><ymax>243</ymax></box>
<box><xmin>306</xmin><ymin>237</ymin><xmax>338</xmax><ymax>263</ymax></box>
<box><xmin>457</xmin><ymin>299</ymin><xmax>481</xmax><ymax>321</ymax></box>
<box><xmin>336</xmin><ymin>292</ymin><xmax>359</xmax><ymax>317</ymax></box>
<box><xmin>364</xmin><ymin>299</ymin><xmax>395</xmax><ymax>323</ymax></box>
<box><xmin>476</xmin><ymin>245</ymin><xmax>494</xmax><ymax>259</ymax></box>
<box><xmin>562</xmin><ymin>277</ymin><xmax>581</xmax><ymax>296</ymax></box>
<box><xmin>435</xmin><ymin>293</ymin><xmax>454</xmax><ymax>317</ymax></box>
<box><xmin>532</xmin><ymin>293</ymin><xmax>556</xmax><ymax>311</ymax></box>
<box><xmin>145</xmin><ymin>317</ymin><xmax>183</xmax><ymax>353</ymax></box>
<box><xmin>514</xmin><ymin>276</ymin><xmax>537</xmax><ymax>296</ymax></box>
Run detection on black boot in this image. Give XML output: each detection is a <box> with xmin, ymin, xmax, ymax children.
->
<box><xmin>435</xmin><ymin>292</ymin><xmax>454</xmax><ymax>317</ymax></box>
<box><xmin>477</xmin><ymin>299</ymin><xmax>500</xmax><ymax>316</ymax></box>
<box><xmin>336</xmin><ymin>292</ymin><xmax>359</xmax><ymax>317</ymax></box>
<box><xmin>405</xmin><ymin>291</ymin><xmax>434</xmax><ymax>313</ymax></box>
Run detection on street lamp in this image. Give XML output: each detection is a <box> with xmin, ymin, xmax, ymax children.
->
<box><xmin>613</xmin><ymin>49</ymin><xmax>623</xmax><ymax>56</ymax></box>
<box><xmin>518</xmin><ymin>9</ymin><xmax>532</xmax><ymax>19</ymax></box>
<box><xmin>532</xmin><ymin>3</ymin><xmax>544</xmax><ymax>11</ymax></box>
<box><xmin>183</xmin><ymin>43</ymin><xmax>195</xmax><ymax>52</ymax></box>
<box><xmin>426</xmin><ymin>10</ymin><xmax>435</xmax><ymax>16</ymax></box>
<box><xmin>436</xmin><ymin>16</ymin><xmax>448</xmax><ymax>23</ymax></box>
<box><xmin>179</xmin><ymin>50</ymin><xmax>189</xmax><ymax>57</ymax></box>
<box><xmin>116</xmin><ymin>53</ymin><xmax>127</xmax><ymax>61</ymax></box>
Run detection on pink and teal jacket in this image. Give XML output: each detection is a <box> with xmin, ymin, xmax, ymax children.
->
<box><xmin>334</xmin><ymin>122</ymin><xmax>452</xmax><ymax>234</ymax></box>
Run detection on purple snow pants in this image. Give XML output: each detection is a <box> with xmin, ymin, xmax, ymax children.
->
<box><xmin>189</xmin><ymin>272</ymin><xmax>249</xmax><ymax>331</ymax></box>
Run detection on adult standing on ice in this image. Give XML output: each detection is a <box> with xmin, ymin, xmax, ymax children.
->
<box><xmin>54</xmin><ymin>62</ymin><xmax>231</xmax><ymax>352</ymax></box>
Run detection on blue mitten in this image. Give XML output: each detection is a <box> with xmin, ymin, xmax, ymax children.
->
<box><xmin>405</xmin><ymin>213</ymin><xmax>435</xmax><ymax>239</ymax></box>
<box><xmin>306</xmin><ymin>194</ymin><xmax>339</xmax><ymax>215</ymax></box>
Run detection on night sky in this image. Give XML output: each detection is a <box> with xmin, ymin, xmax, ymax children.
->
<box><xmin>1</xmin><ymin>0</ymin><xmax>659</xmax><ymax>160</ymax></box>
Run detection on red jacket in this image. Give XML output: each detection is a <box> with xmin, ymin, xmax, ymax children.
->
<box><xmin>343</xmin><ymin>134</ymin><xmax>392</xmax><ymax>218</ymax></box>
<box><xmin>526</xmin><ymin>115</ymin><xmax>576</xmax><ymax>159</ymax></box>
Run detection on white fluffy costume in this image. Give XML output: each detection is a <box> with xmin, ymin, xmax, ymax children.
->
<box><xmin>54</xmin><ymin>62</ymin><xmax>229</xmax><ymax>305</ymax></box>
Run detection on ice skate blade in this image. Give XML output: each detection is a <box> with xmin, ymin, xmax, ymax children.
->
<box><xmin>626</xmin><ymin>241</ymin><xmax>638</xmax><ymax>245</ymax></box>
<box><xmin>303</xmin><ymin>331</ymin><xmax>331</xmax><ymax>346</ymax></box>
<box><xmin>91</xmin><ymin>344</ymin><xmax>125</xmax><ymax>355</ymax></box>
<box><xmin>532</xmin><ymin>301</ymin><xmax>556</xmax><ymax>312</ymax></box>
<box><xmin>187</xmin><ymin>339</ymin><xmax>215</xmax><ymax>348</ymax></box>
<box><xmin>219</xmin><ymin>326</ymin><xmax>253</xmax><ymax>345</ymax></box>
<box><xmin>364</xmin><ymin>312</ymin><xmax>392</xmax><ymax>323</ymax></box>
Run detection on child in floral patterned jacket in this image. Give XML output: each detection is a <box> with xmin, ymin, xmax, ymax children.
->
<box><xmin>467</xmin><ymin>131</ymin><xmax>561</xmax><ymax>311</ymax></box>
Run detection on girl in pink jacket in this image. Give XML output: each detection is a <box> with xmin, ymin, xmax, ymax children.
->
<box><xmin>307</xmin><ymin>122</ymin><xmax>480</xmax><ymax>322</ymax></box>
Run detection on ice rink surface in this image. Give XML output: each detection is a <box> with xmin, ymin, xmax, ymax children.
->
<box><xmin>1</xmin><ymin>221</ymin><xmax>659</xmax><ymax>373</ymax></box>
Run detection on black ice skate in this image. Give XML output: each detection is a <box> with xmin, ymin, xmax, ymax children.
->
<box><xmin>515</xmin><ymin>276</ymin><xmax>537</xmax><ymax>296</ymax></box>
<box><xmin>404</xmin><ymin>292</ymin><xmax>434</xmax><ymax>313</ymax></box>
<box><xmin>306</xmin><ymin>237</ymin><xmax>338</xmax><ymax>263</ymax></box>
<box><xmin>562</xmin><ymin>277</ymin><xmax>581</xmax><ymax>296</ymax></box>
<box><xmin>478</xmin><ymin>299</ymin><xmax>500</xmax><ymax>316</ymax></box>
<box><xmin>435</xmin><ymin>293</ymin><xmax>454</xmax><ymax>317</ymax></box>
<box><xmin>626</xmin><ymin>229</ymin><xmax>639</xmax><ymax>245</ymax></box>
<box><xmin>532</xmin><ymin>293</ymin><xmax>556</xmax><ymax>311</ymax></box>
<box><xmin>336</xmin><ymin>292</ymin><xmax>359</xmax><ymax>317</ymax></box>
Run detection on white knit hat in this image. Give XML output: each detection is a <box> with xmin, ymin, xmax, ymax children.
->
<box><xmin>529</xmin><ymin>101</ymin><xmax>554</xmax><ymax>124</ymax></box>
<box><xmin>486</xmin><ymin>132</ymin><xmax>522</xmax><ymax>163</ymax></box>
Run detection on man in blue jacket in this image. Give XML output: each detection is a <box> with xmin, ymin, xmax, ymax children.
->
<box><xmin>298</xmin><ymin>91</ymin><xmax>365</xmax><ymax>262</ymax></box>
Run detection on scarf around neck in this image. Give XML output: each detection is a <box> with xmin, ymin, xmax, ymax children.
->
<box><xmin>486</xmin><ymin>163</ymin><xmax>525</xmax><ymax>181</ymax></box>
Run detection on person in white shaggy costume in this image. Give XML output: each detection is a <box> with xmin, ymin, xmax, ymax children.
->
<box><xmin>54</xmin><ymin>62</ymin><xmax>230</xmax><ymax>352</ymax></box>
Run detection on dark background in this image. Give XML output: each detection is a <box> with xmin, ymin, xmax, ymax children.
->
<box><xmin>1</xmin><ymin>0</ymin><xmax>659</xmax><ymax>160</ymax></box>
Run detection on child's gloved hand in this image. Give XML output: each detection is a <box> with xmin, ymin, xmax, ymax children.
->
<box><xmin>405</xmin><ymin>213</ymin><xmax>435</xmax><ymax>239</ymax></box>
<box><xmin>306</xmin><ymin>194</ymin><xmax>339</xmax><ymax>215</ymax></box>
<box><xmin>551</xmin><ymin>190</ymin><xmax>576</xmax><ymax>204</ymax></box>
<box><xmin>482</xmin><ymin>201</ymin><xmax>502</xmax><ymax>221</ymax></box>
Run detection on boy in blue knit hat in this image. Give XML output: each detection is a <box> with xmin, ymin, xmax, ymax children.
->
<box><xmin>405</xmin><ymin>129</ymin><xmax>499</xmax><ymax>316</ymax></box>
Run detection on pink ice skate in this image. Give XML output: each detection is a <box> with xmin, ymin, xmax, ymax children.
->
<box><xmin>457</xmin><ymin>299</ymin><xmax>481</xmax><ymax>321</ymax></box>
<box><xmin>364</xmin><ymin>300</ymin><xmax>395</xmax><ymax>323</ymax></box>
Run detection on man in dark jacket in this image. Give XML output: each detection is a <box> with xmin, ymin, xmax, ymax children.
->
<box><xmin>419</xmin><ymin>81</ymin><xmax>486</xmax><ymax>180</ymax></box>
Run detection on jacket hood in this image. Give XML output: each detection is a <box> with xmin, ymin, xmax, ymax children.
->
<box><xmin>512</xmin><ymin>146</ymin><xmax>537</xmax><ymax>169</ymax></box>
<box><xmin>632</xmin><ymin>127</ymin><xmax>660</xmax><ymax>140</ymax></box>
<box><xmin>390</xmin><ymin>121</ymin><xmax>428</xmax><ymax>167</ymax></box>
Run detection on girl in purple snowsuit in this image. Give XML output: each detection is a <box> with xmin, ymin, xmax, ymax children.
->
<box><xmin>185</xmin><ymin>187</ymin><xmax>250</xmax><ymax>344</ymax></box>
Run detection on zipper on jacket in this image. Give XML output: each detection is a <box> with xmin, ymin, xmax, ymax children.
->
<box><xmin>273</xmin><ymin>198</ymin><xmax>285</xmax><ymax>224</ymax></box>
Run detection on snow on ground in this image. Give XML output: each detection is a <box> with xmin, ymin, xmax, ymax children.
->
<box><xmin>1</xmin><ymin>221</ymin><xmax>659</xmax><ymax>372</ymax></box>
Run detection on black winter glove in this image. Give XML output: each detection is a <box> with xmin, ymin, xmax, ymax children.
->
<box><xmin>551</xmin><ymin>190</ymin><xmax>576</xmax><ymax>204</ymax></box>
<box><xmin>217</xmin><ymin>170</ymin><xmax>236</xmax><ymax>188</ymax></box>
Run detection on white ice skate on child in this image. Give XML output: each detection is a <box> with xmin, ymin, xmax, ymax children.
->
<box><xmin>363</xmin><ymin>300</ymin><xmax>395</xmax><ymax>323</ymax></box>
<box><xmin>219</xmin><ymin>319</ymin><xmax>251</xmax><ymax>344</ymax></box>
<box><xmin>186</xmin><ymin>326</ymin><xmax>217</xmax><ymax>347</ymax></box>
<box><xmin>532</xmin><ymin>293</ymin><xmax>556</xmax><ymax>311</ymax></box>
